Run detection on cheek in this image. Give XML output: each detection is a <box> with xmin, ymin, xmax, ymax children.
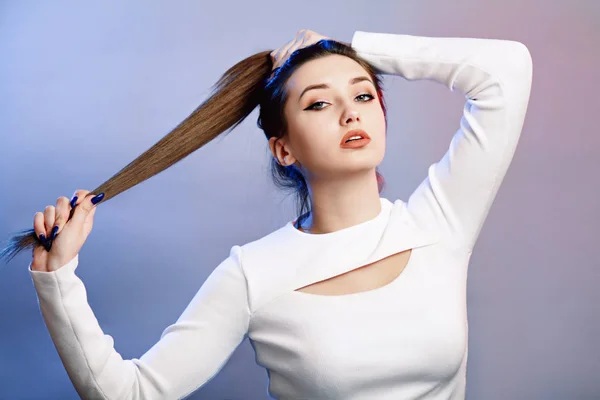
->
<box><xmin>368</xmin><ymin>107</ymin><xmax>387</xmax><ymax>158</ymax></box>
<box><xmin>368</xmin><ymin>106</ymin><xmax>387</xmax><ymax>138</ymax></box>
<box><xmin>289</xmin><ymin>115</ymin><xmax>336</xmax><ymax>157</ymax></box>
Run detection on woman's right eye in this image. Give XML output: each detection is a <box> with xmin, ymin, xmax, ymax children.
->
<box><xmin>305</xmin><ymin>101</ymin><xmax>328</xmax><ymax>111</ymax></box>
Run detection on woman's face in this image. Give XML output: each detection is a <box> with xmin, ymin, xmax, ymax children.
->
<box><xmin>270</xmin><ymin>54</ymin><xmax>386</xmax><ymax>181</ymax></box>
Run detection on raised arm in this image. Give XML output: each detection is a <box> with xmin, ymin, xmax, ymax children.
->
<box><xmin>29</xmin><ymin>246</ymin><xmax>250</xmax><ymax>399</ymax></box>
<box><xmin>351</xmin><ymin>31</ymin><xmax>533</xmax><ymax>251</ymax></box>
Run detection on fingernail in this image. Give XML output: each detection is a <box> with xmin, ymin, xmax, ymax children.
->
<box><xmin>91</xmin><ymin>192</ymin><xmax>105</xmax><ymax>205</ymax></box>
<box><xmin>40</xmin><ymin>236</ymin><xmax>51</xmax><ymax>252</ymax></box>
<box><xmin>70</xmin><ymin>195</ymin><xmax>78</xmax><ymax>208</ymax></box>
<box><xmin>50</xmin><ymin>226</ymin><xmax>59</xmax><ymax>240</ymax></box>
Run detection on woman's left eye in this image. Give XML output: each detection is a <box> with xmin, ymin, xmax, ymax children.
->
<box><xmin>355</xmin><ymin>93</ymin><xmax>375</xmax><ymax>102</ymax></box>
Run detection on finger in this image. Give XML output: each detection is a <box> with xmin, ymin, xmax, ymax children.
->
<box><xmin>282</xmin><ymin>30</ymin><xmax>303</xmax><ymax>53</ymax></box>
<box><xmin>70</xmin><ymin>189</ymin><xmax>91</xmax><ymax>208</ymax></box>
<box><xmin>31</xmin><ymin>242</ymin><xmax>48</xmax><ymax>269</ymax></box>
<box><xmin>297</xmin><ymin>33</ymin><xmax>309</xmax><ymax>48</ymax></box>
<box><xmin>303</xmin><ymin>33</ymin><xmax>322</xmax><ymax>48</ymax></box>
<box><xmin>53</xmin><ymin>196</ymin><xmax>70</xmax><ymax>238</ymax></box>
<box><xmin>280</xmin><ymin>37</ymin><xmax>299</xmax><ymax>60</ymax></box>
<box><xmin>71</xmin><ymin>192</ymin><xmax>103</xmax><ymax>226</ymax></box>
<box><xmin>273</xmin><ymin>47</ymin><xmax>295</xmax><ymax>70</ymax></box>
<box><xmin>43</xmin><ymin>205</ymin><xmax>55</xmax><ymax>238</ymax></box>
<box><xmin>298</xmin><ymin>31</ymin><xmax>326</xmax><ymax>51</ymax></box>
<box><xmin>66</xmin><ymin>189</ymin><xmax>91</xmax><ymax>222</ymax></box>
<box><xmin>83</xmin><ymin>203</ymin><xmax>97</xmax><ymax>229</ymax></box>
<box><xmin>280</xmin><ymin>30</ymin><xmax>318</xmax><ymax>67</ymax></box>
<box><xmin>272</xmin><ymin>41</ymin><xmax>293</xmax><ymax>67</ymax></box>
<box><xmin>290</xmin><ymin>29</ymin><xmax>305</xmax><ymax>47</ymax></box>
<box><xmin>297</xmin><ymin>29</ymin><xmax>319</xmax><ymax>48</ymax></box>
<box><xmin>271</xmin><ymin>41</ymin><xmax>289</xmax><ymax>61</ymax></box>
<box><xmin>272</xmin><ymin>31</ymin><xmax>303</xmax><ymax>67</ymax></box>
<box><xmin>33</xmin><ymin>212</ymin><xmax>47</xmax><ymax>242</ymax></box>
<box><xmin>88</xmin><ymin>205</ymin><xmax>97</xmax><ymax>220</ymax></box>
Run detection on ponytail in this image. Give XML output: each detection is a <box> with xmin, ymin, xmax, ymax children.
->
<box><xmin>1</xmin><ymin>50</ymin><xmax>273</xmax><ymax>263</ymax></box>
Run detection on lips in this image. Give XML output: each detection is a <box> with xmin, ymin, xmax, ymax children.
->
<box><xmin>340</xmin><ymin>129</ymin><xmax>371</xmax><ymax>149</ymax></box>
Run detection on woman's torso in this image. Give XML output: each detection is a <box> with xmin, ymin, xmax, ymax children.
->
<box><xmin>247</xmin><ymin>238</ymin><xmax>470</xmax><ymax>400</ymax></box>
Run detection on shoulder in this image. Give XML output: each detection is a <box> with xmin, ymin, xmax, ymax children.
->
<box><xmin>237</xmin><ymin>221</ymin><xmax>297</xmax><ymax>274</ymax></box>
<box><xmin>225</xmin><ymin>222</ymin><xmax>298</xmax><ymax>312</ymax></box>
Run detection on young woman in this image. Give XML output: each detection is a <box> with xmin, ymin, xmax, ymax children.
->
<box><xmin>12</xmin><ymin>29</ymin><xmax>532</xmax><ymax>399</ymax></box>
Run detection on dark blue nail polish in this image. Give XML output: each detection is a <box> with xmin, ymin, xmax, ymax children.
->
<box><xmin>50</xmin><ymin>226</ymin><xmax>59</xmax><ymax>240</ymax></box>
<box><xmin>39</xmin><ymin>234</ymin><xmax>51</xmax><ymax>252</ymax></box>
<box><xmin>91</xmin><ymin>192</ymin><xmax>105</xmax><ymax>205</ymax></box>
<box><xmin>70</xmin><ymin>196</ymin><xmax>78</xmax><ymax>208</ymax></box>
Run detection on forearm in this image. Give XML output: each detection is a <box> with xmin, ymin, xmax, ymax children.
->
<box><xmin>29</xmin><ymin>247</ymin><xmax>252</xmax><ymax>400</ymax></box>
<box><xmin>350</xmin><ymin>31</ymin><xmax>533</xmax><ymax>249</ymax></box>
<box><xmin>351</xmin><ymin>31</ymin><xmax>532</xmax><ymax>95</ymax></box>
<box><xmin>30</xmin><ymin>255</ymin><xmax>141</xmax><ymax>399</ymax></box>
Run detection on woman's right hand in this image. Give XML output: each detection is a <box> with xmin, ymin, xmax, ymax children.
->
<box><xmin>31</xmin><ymin>189</ymin><xmax>104</xmax><ymax>272</ymax></box>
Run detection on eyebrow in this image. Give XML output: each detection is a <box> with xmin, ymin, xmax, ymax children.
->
<box><xmin>298</xmin><ymin>76</ymin><xmax>374</xmax><ymax>101</ymax></box>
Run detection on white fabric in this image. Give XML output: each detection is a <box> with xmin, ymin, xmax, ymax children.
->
<box><xmin>29</xmin><ymin>31</ymin><xmax>533</xmax><ymax>399</ymax></box>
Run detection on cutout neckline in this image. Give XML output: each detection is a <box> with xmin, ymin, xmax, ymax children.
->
<box><xmin>290</xmin><ymin>248</ymin><xmax>415</xmax><ymax>300</ymax></box>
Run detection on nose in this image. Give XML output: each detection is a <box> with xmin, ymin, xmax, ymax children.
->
<box><xmin>340</xmin><ymin>104</ymin><xmax>360</xmax><ymax>126</ymax></box>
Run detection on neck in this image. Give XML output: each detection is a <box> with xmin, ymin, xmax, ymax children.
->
<box><xmin>300</xmin><ymin>169</ymin><xmax>382</xmax><ymax>234</ymax></box>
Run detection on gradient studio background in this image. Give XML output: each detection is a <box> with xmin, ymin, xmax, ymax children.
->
<box><xmin>1</xmin><ymin>1</ymin><xmax>598</xmax><ymax>399</ymax></box>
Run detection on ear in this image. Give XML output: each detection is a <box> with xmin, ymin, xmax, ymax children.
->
<box><xmin>268</xmin><ymin>137</ymin><xmax>297</xmax><ymax>166</ymax></box>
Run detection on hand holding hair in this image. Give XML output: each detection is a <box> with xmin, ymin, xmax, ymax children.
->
<box><xmin>30</xmin><ymin>190</ymin><xmax>103</xmax><ymax>272</ymax></box>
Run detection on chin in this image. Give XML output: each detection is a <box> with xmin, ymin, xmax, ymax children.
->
<box><xmin>338</xmin><ymin>157</ymin><xmax>382</xmax><ymax>175</ymax></box>
<box><xmin>309</xmin><ymin>147</ymin><xmax>384</xmax><ymax>177</ymax></box>
<box><xmin>342</xmin><ymin>148</ymin><xmax>384</xmax><ymax>168</ymax></box>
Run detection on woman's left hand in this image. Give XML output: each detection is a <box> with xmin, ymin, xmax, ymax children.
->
<box><xmin>270</xmin><ymin>29</ymin><xmax>331</xmax><ymax>71</ymax></box>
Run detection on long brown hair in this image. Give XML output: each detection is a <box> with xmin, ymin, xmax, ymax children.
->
<box><xmin>0</xmin><ymin>40</ymin><xmax>386</xmax><ymax>263</ymax></box>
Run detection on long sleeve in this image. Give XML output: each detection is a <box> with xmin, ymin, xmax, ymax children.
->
<box><xmin>29</xmin><ymin>246</ymin><xmax>251</xmax><ymax>400</ymax></box>
<box><xmin>351</xmin><ymin>31</ymin><xmax>533</xmax><ymax>251</ymax></box>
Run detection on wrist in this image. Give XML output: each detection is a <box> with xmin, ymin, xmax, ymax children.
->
<box><xmin>46</xmin><ymin>254</ymin><xmax>74</xmax><ymax>272</ymax></box>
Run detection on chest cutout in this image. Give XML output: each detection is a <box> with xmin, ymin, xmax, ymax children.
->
<box><xmin>294</xmin><ymin>249</ymin><xmax>413</xmax><ymax>296</ymax></box>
